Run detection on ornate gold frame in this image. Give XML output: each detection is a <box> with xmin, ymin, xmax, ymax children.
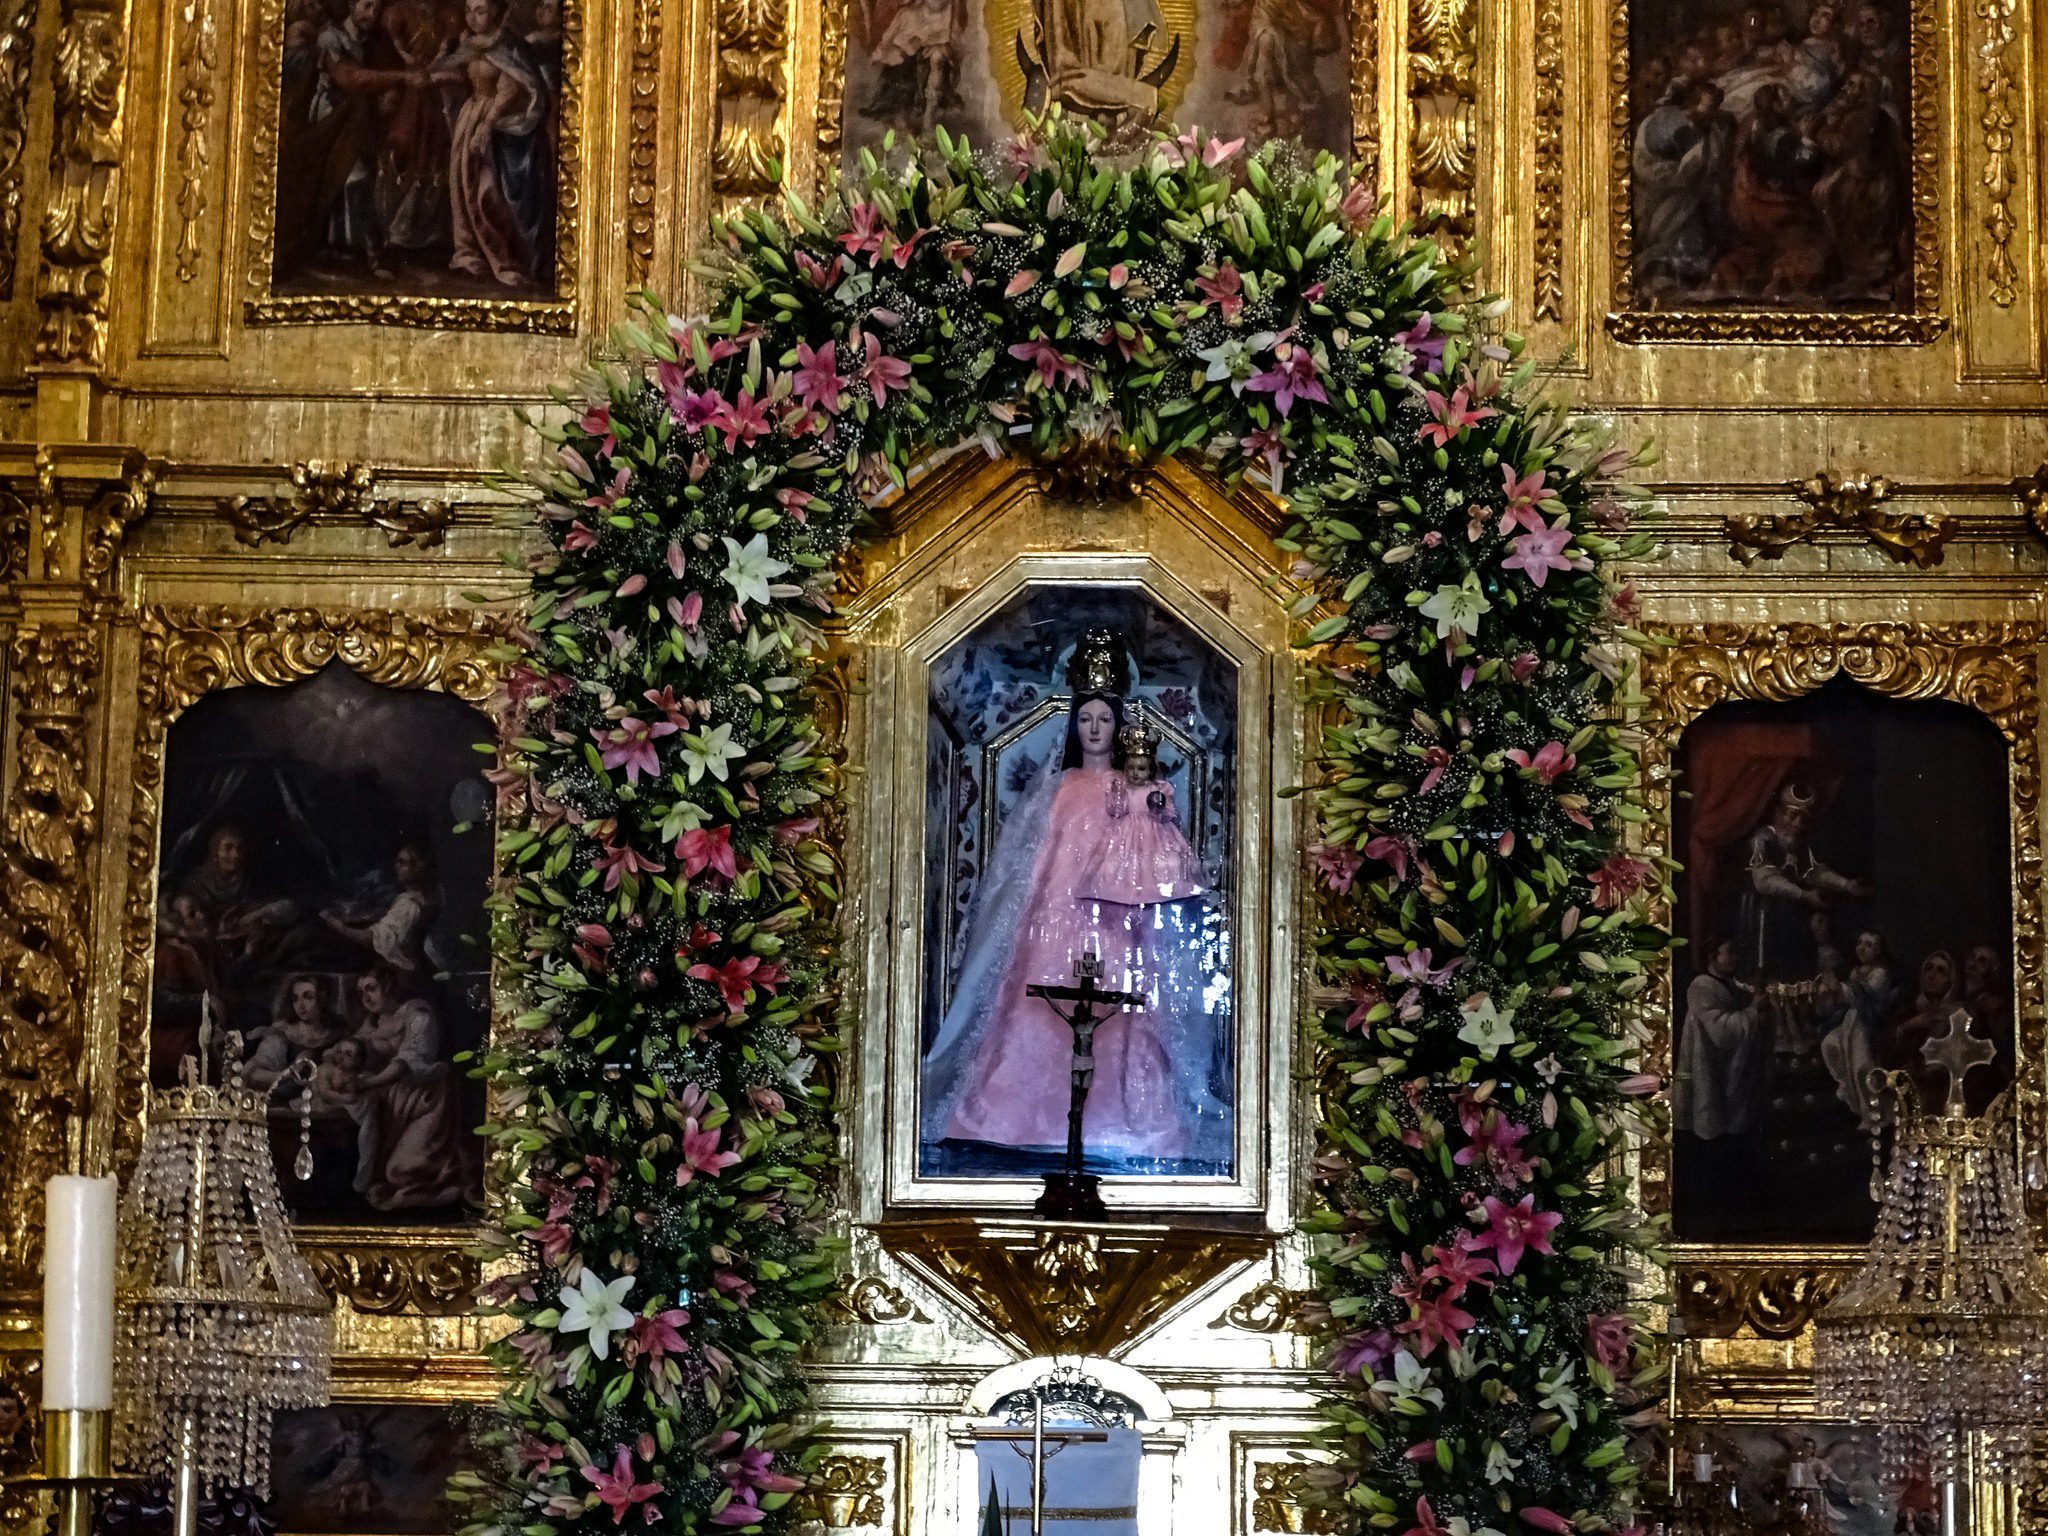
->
<box><xmin>237</xmin><ymin>0</ymin><xmax>585</xmax><ymax>333</ymax></box>
<box><xmin>1640</xmin><ymin>622</ymin><xmax>2045</xmax><ymax>1331</ymax></box>
<box><xmin>112</xmin><ymin>605</ymin><xmax>503</xmax><ymax>1311</ymax></box>
<box><xmin>1605</xmin><ymin>0</ymin><xmax>1946</xmax><ymax>345</ymax></box>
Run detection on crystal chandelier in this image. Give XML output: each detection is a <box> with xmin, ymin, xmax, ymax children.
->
<box><xmin>1813</xmin><ymin>1011</ymin><xmax>2048</xmax><ymax>1485</ymax></box>
<box><xmin>112</xmin><ymin>1016</ymin><xmax>334</xmax><ymax>1497</ymax></box>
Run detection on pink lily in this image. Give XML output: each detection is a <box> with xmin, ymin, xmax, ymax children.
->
<box><xmin>1245</xmin><ymin>340</ymin><xmax>1327</xmax><ymax>417</ymax></box>
<box><xmin>1416</xmin><ymin>384</ymin><xmax>1498</xmax><ymax>447</ymax></box>
<box><xmin>710</xmin><ymin>389</ymin><xmax>774</xmax><ymax>450</ymax></box>
<box><xmin>1419</xmin><ymin>743</ymin><xmax>1453</xmax><ymax>793</ymax></box>
<box><xmin>1193</xmin><ymin>263</ymin><xmax>1244</xmax><ymax>321</ymax></box>
<box><xmin>1392</xmin><ymin>313</ymin><xmax>1445</xmax><ymax>375</ymax></box>
<box><xmin>1400</xmin><ymin>1290</ymin><xmax>1476</xmax><ymax>1356</ymax></box>
<box><xmin>591</xmin><ymin>840</ymin><xmax>662</xmax><ymax>892</ymax></box>
<box><xmin>860</xmin><ymin>331</ymin><xmax>913</xmax><ymax>406</ymax></box>
<box><xmin>1520</xmin><ymin>1511</ymin><xmax>1576</xmax><ymax>1536</ymax></box>
<box><xmin>1473</xmin><ymin>1193</ymin><xmax>1563</xmax><ymax>1275</ymax></box>
<box><xmin>675</xmin><ymin>824</ymin><xmax>738</xmax><ymax>886</ymax></box>
<box><xmin>1589</xmin><ymin>853</ymin><xmax>1650</xmax><ymax>910</ymax></box>
<box><xmin>627</xmin><ymin>1307</ymin><xmax>692</xmax><ymax>1364</ymax></box>
<box><xmin>794</xmin><ymin>248</ymin><xmax>845</xmax><ymax>290</ymax></box>
<box><xmin>721</xmin><ymin>1446</ymin><xmax>804</xmax><ymax>1494</ymax></box>
<box><xmin>675</xmin><ymin>1119</ymin><xmax>742</xmax><ymax>1185</ymax></box>
<box><xmin>578</xmin><ymin>402</ymin><xmax>616</xmax><ymax>458</ymax></box>
<box><xmin>1307</xmin><ymin>842</ymin><xmax>1364</xmax><ymax>893</ymax></box>
<box><xmin>1363</xmin><ymin>833</ymin><xmax>1415</xmax><ymax>882</ymax></box>
<box><xmin>1506</xmin><ymin>739</ymin><xmax>1575</xmax><ymax>782</ymax></box>
<box><xmin>1453</xmin><ymin>1109</ymin><xmax>1537</xmax><ymax>1186</ymax></box>
<box><xmin>1420</xmin><ymin>1234</ymin><xmax>1498</xmax><ymax>1297</ymax></box>
<box><xmin>1403</xmin><ymin>1498</ymin><xmax>1448</xmax><ymax>1536</ymax></box>
<box><xmin>1586</xmin><ymin>1311</ymin><xmax>1635</xmax><ymax>1376</ymax></box>
<box><xmin>790</xmin><ymin>339</ymin><xmax>848</xmax><ymax>414</ymax></box>
<box><xmin>1500</xmin><ymin>462</ymin><xmax>1551</xmax><ymax>535</ymax></box>
<box><xmin>1503</xmin><ymin>522</ymin><xmax>1579</xmax><ymax>588</ymax></box>
<box><xmin>837</xmin><ymin>201</ymin><xmax>887</xmax><ymax>260</ymax></box>
<box><xmin>1386</xmin><ymin>947</ymin><xmax>1460</xmax><ymax>987</ymax></box>
<box><xmin>593</xmin><ymin>717</ymin><xmax>676</xmax><ymax>785</ymax></box>
<box><xmin>688</xmin><ymin>954</ymin><xmax>781</xmax><ymax>1013</ymax></box>
<box><xmin>1007</xmin><ymin>336</ymin><xmax>1086</xmax><ymax>391</ymax></box>
<box><xmin>582</xmin><ymin>1446</ymin><xmax>664</xmax><ymax>1526</ymax></box>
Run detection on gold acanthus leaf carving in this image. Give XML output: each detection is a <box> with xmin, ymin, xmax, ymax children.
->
<box><xmin>218</xmin><ymin>461</ymin><xmax>455</xmax><ymax>549</ymax></box>
<box><xmin>112</xmin><ymin>608</ymin><xmax>503</xmax><ymax>1179</ymax></box>
<box><xmin>2016</xmin><ymin>464</ymin><xmax>2048</xmax><ymax>544</ymax></box>
<box><xmin>712</xmin><ymin>0</ymin><xmax>787</xmax><ymax>198</ymax></box>
<box><xmin>1724</xmin><ymin>472</ymin><xmax>1953</xmax><ymax>568</ymax></box>
<box><xmin>170</xmin><ymin>0</ymin><xmax>218</xmax><ymax>282</ymax></box>
<box><xmin>34</xmin><ymin>6</ymin><xmax>126</xmax><ymax>367</ymax></box>
<box><xmin>303</xmin><ymin>1240</ymin><xmax>481</xmax><ymax>1316</ymax></box>
<box><xmin>1974</xmin><ymin>0</ymin><xmax>2020</xmax><ymax>307</ymax></box>
<box><xmin>1250</xmin><ymin>1461</ymin><xmax>1346</xmax><ymax>1534</ymax></box>
<box><xmin>0</xmin><ymin>625</ymin><xmax>101</xmax><ymax>1287</ymax></box>
<box><xmin>793</xmin><ymin>1453</ymin><xmax>887</xmax><ymax>1526</ymax></box>
<box><xmin>1672</xmin><ymin>1260</ymin><xmax>1850</xmax><ymax>1339</ymax></box>
<box><xmin>0</xmin><ymin>0</ymin><xmax>39</xmax><ymax>301</ymax></box>
<box><xmin>624</xmin><ymin>0</ymin><xmax>662</xmax><ymax>284</ymax></box>
<box><xmin>826</xmin><ymin>1272</ymin><xmax>929</xmax><ymax>1326</ymax></box>
<box><xmin>1404</xmin><ymin>0</ymin><xmax>1476</xmax><ymax>252</ymax></box>
<box><xmin>1530</xmin><ymin>0</ymin><xmax>1564</xmax><ymax>322</ymax></box>
<box><xmin>1212</xmin><ymin>1279</ymin><xmax>1311</xmax><ymax>1334</ymax></box>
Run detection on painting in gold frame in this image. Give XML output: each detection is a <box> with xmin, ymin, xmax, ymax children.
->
<box><xmin>114</xmin><ymin>606</ymin><xmax>503</xmax><ymax>1314</ymax></box>
<box><xmin>239</xmin><ymin>0</ymin><xmax>584</xmax><ymax>332</ymax></box>
<box><xmin>1639</xmin><ymin>623</ymin><xmax>2044</xmax><ymax>1321</ymax></box>
<box><xmin>1606</xmin><ymin>0</ymin><xmax>1944</xmax><ymax>345</ymax></box>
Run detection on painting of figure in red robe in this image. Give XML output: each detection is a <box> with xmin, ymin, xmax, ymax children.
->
<box><xmin>1627</xmin><ymin>0</ymin><xmax>1916</xmax><ymax>311</ymax></box>
<box><xmin>270</xmin><ymin>0</ymin><xmax>563</xmax><ymax>301</ymax></box>
<box><xmin>1671</xmin><ymin>678</ymin><xmax>2012</xmax><ymax>1243</ymax></box>
<box><xmin>148</xmin><ymin>663</ymin><xmax>494</xmax><ymax>1223</ymax></box>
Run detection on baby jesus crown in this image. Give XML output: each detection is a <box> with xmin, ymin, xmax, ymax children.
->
<box><xmin>1118</xmin><ymin>722</ymin><xmax>1158</xmax><ymax>754</ymax></box>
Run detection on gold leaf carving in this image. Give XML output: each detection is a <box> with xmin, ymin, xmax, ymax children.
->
<box><xmin>0</xmin><ymin>0</ymin><xmax>39</xmax><ymax>301</ymax></box>
<box><xmin>303</xmin><ymin>1234</ymin><xmax>481</xmax><ymax>1316</ymax></box>
<box><xmin>1639</xmin><ymin>625</ymin><xmax>2045</xmax><ymax>1239</ymax></box>
<box><xmin>1672</xmin><ymin>1258</ymin><xmax>1849</xmax><ymax>1339</ymax></box>
<box><xmin>216</xmin><ymin>461</ymin><xmax>455</xmax><ymax>549</ymax></box>
<box><xmin>34</xmin><ymin>5</ymin><xmax>126</xmax><ymax>366</ymax></box>
<box><xmin>1724</xmin><ymin>472</ymin><xmax>1953</xmax><ymax>569</ymax></box>
<box><xmin>793</xmin><ymin>1453</ymin><xmax>887</xmax><ymax>1526</ymax></box>
<box><xmin>113</xmin><ymin>608</ymin><xmax>502</xmax><ymax>1181</ymax></box>
<box><xmin>169</xmin><ymin>0</ymin><xmax>217</xmax><ymax>283</ymax></box>
<box><xmin>1974</xmin><ymin>0</ymin><xmax>2020</xmax><ymax>307</ymax></box>
<box><xmin>1531</xmin><ymin>0</ymin><xmax>1564</xmax><ymax>322</ymax></box>
<box><xmin>1251</xmin><ymin>1461</ymin><xmax>1344</xmax><ymax>1533</ymax></box>
<box><xmin>2016</xmin><ymin>465</ymin><xmax>2048</xmax><ymax>544</ymax></box>
<box><xmin>829</xmin><ymin>1273</ymin><xmax>929</xmax><ymax>1326</ymax></box>
<box><xmin>1212</xmin><ymin>1279</ymin><xmax>1310</xmax><ymax>1334</ymax></box>
<box><xmin>624</xmin><ymin>0</ymin><xmax>663</xmax><ymax>284</ymax></box>
<box><xmin>1405</xmin><ymin>0</ymin><xmax>1475</xmax><ymax>254</ymax></box>
<box><xmin>713</xmin><ymin>0</ymin><xmax>787</xmax><ymax>199</ymax></box>
<box><xmin>0</xmin><ymin>624</ymin><xmax>101</xmax><ymax>1284</ymax></box>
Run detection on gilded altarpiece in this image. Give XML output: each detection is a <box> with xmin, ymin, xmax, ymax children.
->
<box><xmin>0</xmin><ymin>0</ymin><xmax>2042</xmax><ymax>1524</ymax></box>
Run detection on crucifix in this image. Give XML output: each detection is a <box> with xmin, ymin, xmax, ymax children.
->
<box><xmin>1026</xmin><ymin>951</ymin><xmax>1144</xmax><ymax>1221</ymax></box>
<box><xmin>976</xmin><ymin>1394</ymin><xmax>1111</xmax><ymax>1535</ymax></box>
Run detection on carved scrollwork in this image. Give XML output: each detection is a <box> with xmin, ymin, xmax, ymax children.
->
<box><xmin>1673</xmin><ymin>1260</ymin><xmax>1851</xmax><ymax>1339</ymax></box>
<box><xmin>1724</xmin><ymin>472</ymin><xmax>1954</xmax><ymax>569</ymax></box>
<box><xmin>0</xmin><ymin>0</ymin><xmax>38</xmax><ymax>301</ymax></box>
<box><xmin>711</xmin><ymin>0</ymin><xmax>787</xmax><ymax>199</ymax></box>
<box><xmin>303</xmin><ymin>1238</ymin><xmax>481</xmax><ymax>1315</ymax></box>
<box><xmin>114</xmin><ymin>608</ymin><xmax>502</xmax><ymax>1181</ymax></box>
<box><xmin>1212</xmin><ymin>1279</ymin><xmax>1311</xmax><ymax>1334</ymax></box>
<box><xmin>1405</xmin><ymin>0</ymin><xmax>1476</xmax><ymax>256</ymax></box>
<box><xmin>624</xmin><ymin>0</ymin><xmax>662</xmax><ymax>283</ymax></box>
<box><xmin>34</xmin><ymin>2</ymin><xmax>126</xmax><ymax>366</ymax></box>
<box><xmin>169</xmin><ymin>0</ymin><xmax>218</xmax><ymax>282</ymax></box>
<box><xmin>1639</xmin><ymin>625</ymin><xmax>2045</xmax><ymax>1233</ymax></box>
<box><xmin>0</xmin><ymin>624</ymin><xmax>101</xmax><ymax>1286</ymax></box>
<box><xmin>1530</xmin><ymin>0</ymin><xmax>1564</xmax><ymax>322</ymax></box>
<box><xmin>828</xmin><ymin>1273</ymin><xmax>928</xmax><ymax>1326</ymax></box>
<box><xmin>1974</xmin><ymin>0</ymin><xmax>2020</xmax><ymax>307</ymax></box>
<box><xmin>2016</xmin><ymin>464</ymin><xmax>2048</xmax><ymax>545</ymax></box>
<box><xmin>792</xmin><ymin>1453</ymin><xmax>887</xmax><ymax>1526</ymax></box>
<box><xmin>1251</xmin><ymin>1460</ymin><xmax>1345</xmax><ymax>1534</ymax></box>
<box><xmin>216</xmin><ymin>461</ymin><xmax>455</xmax><ymax>549</ymax></box>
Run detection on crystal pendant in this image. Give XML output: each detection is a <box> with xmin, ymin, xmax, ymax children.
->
<box><xmin>294</xmin><ymin>1144</ymin><xmax>315</xmax><ymax>1181</ymax></box>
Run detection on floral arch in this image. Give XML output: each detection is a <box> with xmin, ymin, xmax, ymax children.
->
<box><xmin>466</xmin><ymin>119</ymin><xmax>1668</xmax><ymax>1536</ymax></box>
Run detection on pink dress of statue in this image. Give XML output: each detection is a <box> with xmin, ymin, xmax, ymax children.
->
<box><xmin>927</xmin><ymin>697</ymin><xmax>1222</xmax><ymax>1162</ymax></box>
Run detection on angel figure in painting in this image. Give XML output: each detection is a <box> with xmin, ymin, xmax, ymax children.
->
<box><xmin>923</xmin><ymin>633</ymin><xmax>1229</xmax><ymax>1172</ymax></box>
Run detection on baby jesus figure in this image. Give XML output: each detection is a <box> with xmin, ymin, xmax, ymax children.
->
<box><xmin>1078</xmin><ymin>723</ymin><xmax>1207</xmax><ymax>904</ymax></box>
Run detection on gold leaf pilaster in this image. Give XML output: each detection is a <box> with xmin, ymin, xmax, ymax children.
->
<box><xmin>1404</xmin><ymin>0</ymin><xmax>1476</xmax><ymax>255</ymax></box>
<box><xmin>712</xmin><ymin>0</ymin><xmax>788</xmax><ymax>201</ymax></box>
<box><xmin>33</xmin><ymin>0</ymin><xmax>128</xmax><ymax>368</ymax></box>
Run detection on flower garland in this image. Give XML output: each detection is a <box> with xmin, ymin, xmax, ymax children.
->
<box><xmin>466</xmin><ymin>115</ymin><xmax>1668</xmax><ymax>1536</ymax></box>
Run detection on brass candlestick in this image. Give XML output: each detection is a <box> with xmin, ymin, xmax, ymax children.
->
<box><xmin>29</xmin><ymin>1407</ymin><xmax>115</xmax><ymax>1536</ymax></box>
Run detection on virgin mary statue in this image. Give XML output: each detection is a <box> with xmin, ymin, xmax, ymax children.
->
<box><xmin>921</xmin><ymin>633</ymin><xmax>1231</xmax><ymax>1172</ymax></box>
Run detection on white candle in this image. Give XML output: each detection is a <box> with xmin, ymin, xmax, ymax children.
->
<box><xmin>1691</xmin><ymin>1452</ymin><xmax>1715</xmax><ymax>1484</ymax></box>
<box><xmin>42</xmin><ymin>1175</ymin><xmax>117</xmax><ymax>1411</ymax></box>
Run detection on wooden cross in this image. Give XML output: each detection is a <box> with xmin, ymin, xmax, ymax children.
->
<box><xmin>1026</xmin><ymin>952</ymin><xmax>1144</xmax><ymax>1220</ymax></box>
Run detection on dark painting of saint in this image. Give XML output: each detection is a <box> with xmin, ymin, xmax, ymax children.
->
<box><xmin>1626</xmin><ymin>0</ymin><xmax>1915</xmax><ymax>312</ymax></box>
<box><xmin>1671</xmin><ymin>678</ymin><xmax>2012</xmax><ymax>1243</ymax></box>
<box><xmin>271</xmin><ymin>0</ymin><xmax>562</xmax><ymax>301</ymax></box>
<box><xmin>271</xmin><ymin>1405</ymin><xmax>477</xmax><ymax>1533</ymax></box>
<box><xmin>148</xmin><ymin>663</ymin><xmax>494</xmax><ymax>1223</ymax></box>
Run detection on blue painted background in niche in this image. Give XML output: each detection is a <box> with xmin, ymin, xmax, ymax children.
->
<box><xmin>919</xmin><ymin>584</ymin><xmax>1238</xmax><ymax>1179</ymax></box>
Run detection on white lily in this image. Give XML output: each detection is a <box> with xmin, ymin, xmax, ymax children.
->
<box><xmin>1372</xmin><ymin>1349</ymin><xmax>1445</xmax><ymax>1411</ymax></box>
<box><xmin>1457</xmin><ymin>994</ymin><xmax>1517</xmax><ymax>1060</ymax></box>
<box><xmin>1419</xmin><ymin>576</ymin><xmax>1492</xmax><ymax>640</ymax></box>
<box><xmin>721</xmin><ymin>532</ymin><xmax>791</xmax><ymax>609</ymax></box>
<box><xmin>1538</xmin><ymin>1360</ymin><xmax>1581</xmax><ymax>1428</ymax></box>
<box><xmin>1484</xmin><ymin>1440</ymin><xmax>1523</xmax><ymax>1484</ymax></box>
<box><xmin>679</xmin><ymin>721</ymin><xmax>745</xmax><ymax>784</ymax></box>
<box><xmin>556</xmin><ymin>1268</ymin><xmax>635</xmax><ymax>1361</ymax></box>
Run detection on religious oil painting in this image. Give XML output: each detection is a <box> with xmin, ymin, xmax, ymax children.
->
<box><xmin>839</xmin><ymin>0</ymin><xmax>1350</xmax><ymax>165</ymax></box>
<box><xmin>1625</xmin><ymin>0</ymin><xmax>1916</xmax><ymax>313</ymax></box>
<box><xmin>147</xmin><ymin>663</ymin><xmax>494</xmax><ymax>1223</ymax></box>
<box><xmin>271</xmin><ymin>1405</ymin><xmax>477</xmax><ymax>1533</ymax></box>
<box><xmin>919</xmin><ymin>587</ymin><xmax>1237</xmax><ymax>1180</ymax></box>
<box><xmin>268</xmin><ymin>0</ymin><xmax>565</xmax><ymax>302</ymax></box>
<box><xmin>1688</xmin><ymin>1423</ymin><xmax>1955</xmax><ymax>1536</ymax></box>
<box><xmin>1670</xmin><ymin>678</ymin><xmax>2012</xmax><ymax>1243</ymax></box>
